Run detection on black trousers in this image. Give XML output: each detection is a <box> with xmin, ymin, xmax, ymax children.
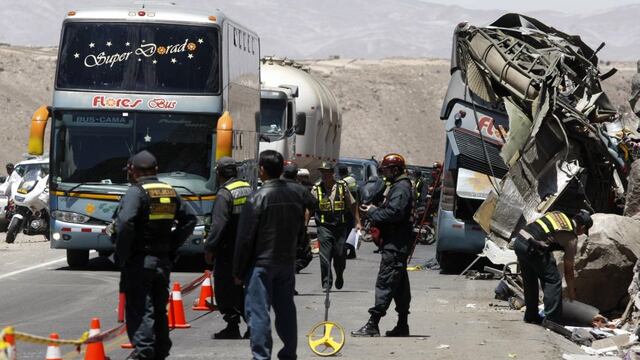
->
<box><xmin>369</xmin><ymin>249</ymin><xmax>411</xmax><ymax>318</ymax></box>
<box><xmin>513</xmin><ymin>237</ymin><xmax>563</xmax><ymax>322</ymax></box>
<box><xmin>124</xmin><ymin>262</ymin><xmax>171</xmax><ymax>360</ymax></box>
<box><xmin>318</xmin><ymin>224</ymin><xmax>347</xmax><ymax>288</ymax></box>
<box><xmin>214</xmin><ymin>257</ymin><xmax>245</xmax><ymax>324</ymax></box>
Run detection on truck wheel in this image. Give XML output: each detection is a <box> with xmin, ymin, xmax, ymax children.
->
<box><xmin>67</xmin><ymin>249</ymin><xmax>90</xmax><ymax>268</ymax></box>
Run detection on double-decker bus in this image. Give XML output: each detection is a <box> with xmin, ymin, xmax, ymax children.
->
<box><xmin>27</xmin><ymin>3</ymin><xmax>260</xmax><ymax>267</ymax></box>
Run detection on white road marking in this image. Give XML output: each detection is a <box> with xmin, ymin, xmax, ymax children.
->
<box><xmin>0</xmin><ymin>250</ymin><xmax>97</xmax><ymax>280</ymax></box>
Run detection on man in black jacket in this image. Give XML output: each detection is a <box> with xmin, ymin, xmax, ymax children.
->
<box><xmin>204</xmin><ymin>157</ymin><xmax>252</xmax><ymax>339</ymax></box>
<box><xmin>115</xmin><ymin>150</ymin><xmax>197</xmax><ymax>360</ymax></box>
<box><xmin>352</xmin><ymin>153</ymin><xmax>414</xmax><ymax>338</ymax></box>
<box><xmin>233</xmin><ymin>150</ymin><xmax>305</xmax><ymax>360</ymax></box>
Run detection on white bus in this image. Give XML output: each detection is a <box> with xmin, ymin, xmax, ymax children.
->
<box><xmin>28</xmin><ymin>2</ymin><xmax>260</xmax><ymax>267</ymax></box>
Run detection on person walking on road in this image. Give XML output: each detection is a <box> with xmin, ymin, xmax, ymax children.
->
<box><xmin>204</xmin><ymin>157</ymin><xmax>252</xmax><ymax>339</ymax></box>
<box><xmin>312</xmin><ymin>162</ymin><xmax>361</xmax><ymax>290</ymax></box>
<box><xmin>512</xmin><ymin>210</ymin><xmax>593</xmax><ymax>325</ymax></box>
<box><xmin>282</xmin><ymin>161</ymin><xmax>317</xmax><ymax>274</ymax></box>
<box><xmin>114</xmin><ymin>150</ymin><xmax>197</xmax><ymax>360</ymax></box>
<box><xmin>233</xmin><ymin>150</ymin><xmax>306</xmax><ymax>360</ymax></box>
<box><xmin>352</xmin><ymin>153</ymin><xmax>414</xmax><ymax>337</ymax></box>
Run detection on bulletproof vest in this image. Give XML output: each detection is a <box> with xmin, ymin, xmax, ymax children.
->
<box><xmin>223</xmin><ymin>179</ymin><xmax>252</xmax><ymax>215</ymax></box>
<box><xmin>314</xmin><ymin>180</ymin><xmax>348</xmax><ymax>225</ymax></box>
<box><xmin>524</xmin><ymin>211</ymin><xmax>574</xmax><ymax>247</ymax></box>
<box><xmin>135</xmin><ymin>180</ymin><xmax>178</xmax><ymax>254</ymax></box>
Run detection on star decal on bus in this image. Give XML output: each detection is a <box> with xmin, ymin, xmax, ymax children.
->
<box><xmin>197</xmin><ymin>38</ymin><xmax>204</xmax><ymax>44</ymax></box>
<box><xmin>74</xmin><ymin>53</ymin><xmax>80</xmax><ymax>59</ymax></box>
<box><xmin>106</xmin><ymin>41</ymin><xmax>112</xmax><ymax>47</ymax></box>
<box><xmin>171</xmin><ymin>58</ymin><xmax>177</xmax><ymax>64</ymax></box>
<box><xmin>89</xmin><ymin>42</ymin><xmax>95</xmax><ymax>48</ymax></box>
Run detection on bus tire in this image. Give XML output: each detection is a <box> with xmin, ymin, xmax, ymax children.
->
<box><xmin>67</xmin><ymin>249</ymin><xmax>90</xmax><ymax>268</ymax></box>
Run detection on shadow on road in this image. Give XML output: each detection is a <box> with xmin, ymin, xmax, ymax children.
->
<box><xmin>54</xmin><ymin>254</ymin><xmax>210</xmax><ymax>273</ymax></box>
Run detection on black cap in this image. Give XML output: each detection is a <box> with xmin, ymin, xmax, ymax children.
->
<box><xmin>573</xmin><ymin>209</ymin><xmax>593</xmax><ymax>234</ymax></box>
<box><xmin>131</xmin><ymin>150</ymin><xmax>157</xmax><ymax>170</ymax></box>
<box><xmin>283</xmin><ymin>162</ymin><xmax>299</xmax><ymax>178</ymax></box>
<box><xmin>217</xmin><ymin>156</ymin><xmax>237</xmax><ymax>170</ymax></box>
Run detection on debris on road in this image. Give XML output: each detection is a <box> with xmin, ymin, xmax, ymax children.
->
<box><xmin>436</xmin><ymin>344</ymin><xmax>450</xmax><ymax>350</ymax></box>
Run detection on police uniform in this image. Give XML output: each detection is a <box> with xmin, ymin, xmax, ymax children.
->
<box><xmin>312</xmin><ymin>170</ymin><xmax>357</xmax><ymax>289</ymax></box>
<box><xmin>512</xmin><ymin>211</ymin><xmax>578</xmax><ymax>323</ymax></box>
<box><xmin>368</xmin><ymin>175</ymin><xmax>414</xmax><ymax>322</ymax></box>
<box><xmin>115</xmin><ymin>152</ymin><xmax>197</xmax><ymax>360</ymax></box>
<box><xmin>204</xmin><ymin>176</ymin><xmax>252</xmax><ymax>335</ymax></box>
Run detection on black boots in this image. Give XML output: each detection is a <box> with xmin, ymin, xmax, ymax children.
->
<box><xmin>351</xmin><ymin>316</ymin><xmax>380</xmax><ymax>337</ymax></box>
<box><xmin>385</xmin><ymin>314</ymin><xmax>409</xmax><ymax>337</ymax></box>
<box><xmin>212</xmin><ymin>322</ymin><xmax>242</xmax><ymax>339</ymax></box>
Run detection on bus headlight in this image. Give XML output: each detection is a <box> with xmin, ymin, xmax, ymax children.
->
<box><xmin>52</xmin><ymin>210</ymin><xmax>90</xmax><ymax>224</ymax></box>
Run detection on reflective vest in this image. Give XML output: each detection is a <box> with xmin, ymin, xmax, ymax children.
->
<box><xmin>136</xmin><ymin>180</ymin><xmax>178</xmax><ymax>253</ymax></box>
<box><xmin>223</xmin><ymin>179</ymin><xmax>252</xmax><ymax>214</ymax></box>
<box><xmin>343</xmin><ymin>175</ymin><xmax>358</xmax><ymax>195</ymax></box>
<box><xmin>314</xmin><ymin>180</ymin><xmax>348</xmax><ymax>225</ymax></box>
<box><xmin>524</xmin><ymin>211</ymin><xmax>574</xmax><ymax>246</ymax></box>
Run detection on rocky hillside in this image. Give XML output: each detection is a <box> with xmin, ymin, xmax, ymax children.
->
<box><xmin>0</xmin><ymin>45</ymin><xmax>636</xmax><ymax>169</ymax></box>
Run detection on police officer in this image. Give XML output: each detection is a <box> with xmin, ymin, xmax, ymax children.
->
<box><xmin>312</xmin><ymin>162</ymin><xmax>361</xmax><ymax>290</ymax></box>
<box><xmin>337</xmin><ymin>164</ymin><xmax>359</xmax><ymax>259</ymax></box>
<box><xmin>512</xmin><ymin>210</ymin><xmax>593</xmax><ymax>324</ymax></box>
<box><xmin>352</xmin><ymin>153</ymin><xmax>414</xmax><ymax>337</ymax></box>
<box><xmin>115</xmin><ymin>150</ymin><xmax>197</xmax><ymax>360</ymax></box>
<box><xmin>282</xmin><ymin>161</ymin><xmax>317</xmax><ymax>274</ymax></box>
<box><xmin>204</xmin><ymin>157</ymin><xmax>252</xmax><ymax>339</ymax></box>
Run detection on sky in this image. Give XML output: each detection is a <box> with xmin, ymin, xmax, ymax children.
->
<box><xmin>422</xmin><ymin>0</ymin><xmax>640</xmax><ymax>14</ymax></box>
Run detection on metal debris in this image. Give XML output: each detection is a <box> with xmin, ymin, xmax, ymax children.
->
<box><xmin>448</xmin><ymin>14</ymin><xmax>638</xmax><ymax>243</ymax></box>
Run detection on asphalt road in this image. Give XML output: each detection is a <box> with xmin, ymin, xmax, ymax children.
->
<box><xmin>0</xmin><ymin>235</ymin><xmax>581</xmax><ymax>359</ymax></box>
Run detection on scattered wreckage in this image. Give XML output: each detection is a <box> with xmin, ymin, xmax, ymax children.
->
<box><xmin>446</xmin><ymin>13</ymin><xmax>640</xmax><ymax>357</ymax></box>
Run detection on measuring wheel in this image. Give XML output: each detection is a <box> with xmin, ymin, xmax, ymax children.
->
<box><xmin>307</xmin><ymin>320</ymin><xmax>345</xmax><ymax>356</ymax></box>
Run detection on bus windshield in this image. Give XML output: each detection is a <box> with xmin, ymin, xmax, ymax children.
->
<box><xmin>57</xmin><ymin>22</ymin><xmax>220</xmax><ymax>94</ymax></box>
<box><xmin>52</xmin><ymin>110</ymin><xmax>217</xmax><ymax>193</ymax></box>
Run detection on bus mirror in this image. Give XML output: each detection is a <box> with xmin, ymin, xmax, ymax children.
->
<box><xmin>295</xmin><ymin>113</ymin><xmax>306</xmax><ymax>135</ymax></box>
<box><xmin>216</xmin><ymin>111</ymin><xmax>234</xmax><ymax>160</ymax></box>
<box><xmin>28</xmin><ymin>105</ymin><xmax>50</xmax><ymax>155</ymax></box>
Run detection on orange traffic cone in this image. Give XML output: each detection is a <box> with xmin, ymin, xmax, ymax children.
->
<box><xmin>84</xmin><ymin>318</ymin><xmax>106</xmax><ymax>360</ymax></box>
<box><xmin>117</xmin><ymin>292</ymin><xmax>125</xmax><ymax>323</ymax></box>
<box><xmin>45</xmin><ymin>333</ymin><xmax>62</xmax><ymax>360</ymax></box>
<box><xmin>192</xmin><ymin>271</ymin><xmax>216</xmax><ymax>311</ymax></box>
<box><xmin>168</xmin><ymin>282</ymin><xmax>191</xmax><ymax>329</ymax></box>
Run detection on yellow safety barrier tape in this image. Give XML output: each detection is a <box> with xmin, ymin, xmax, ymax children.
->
<box><xmin>13</xmin><ymin>330</ymin><xmax>89</xmax><ymax>346</ymax></box>
<box><xmin>407</xmin><ymin>265</ymin><xmax>424</xmax><ymax>271</ymax></box>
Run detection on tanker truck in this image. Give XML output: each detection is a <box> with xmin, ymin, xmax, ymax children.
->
<box><xmin>259</xmin><ymin>57</ymin><xmax>342</xmax><ymax>182</ymax></box>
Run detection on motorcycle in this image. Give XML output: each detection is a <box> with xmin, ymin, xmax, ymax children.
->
<box><xmin>6</xmin><ymin>168</ymin><xmax>49</xmax><ymax>243</ymax></box>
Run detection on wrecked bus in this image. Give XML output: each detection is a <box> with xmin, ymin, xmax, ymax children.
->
<box><xmin>436</xmin><ymin>56</ymin><xmax>509</xmax><ymax>271</ymax></box>
<box><xmin>438</xmin><ymin>13</ymin><xmax>629</xmax><ymax>272</ymax></box>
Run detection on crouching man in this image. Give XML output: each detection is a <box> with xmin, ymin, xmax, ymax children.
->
<box><xmin>512</xmin><ymin>210</ymin><xmax>593</xmax><ymax>324</ymax></box>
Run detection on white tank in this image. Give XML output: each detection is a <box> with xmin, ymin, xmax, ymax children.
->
<box><xmin>260</xmin><ymin>57</ymin><xmax>342</xmax><ymax>181</ymax></box>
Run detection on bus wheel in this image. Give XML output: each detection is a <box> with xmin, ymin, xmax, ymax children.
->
<box><xmin>67</xmin><ymin>249</ymin><xmax>89</xmax><ymax>268</ymax></box>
